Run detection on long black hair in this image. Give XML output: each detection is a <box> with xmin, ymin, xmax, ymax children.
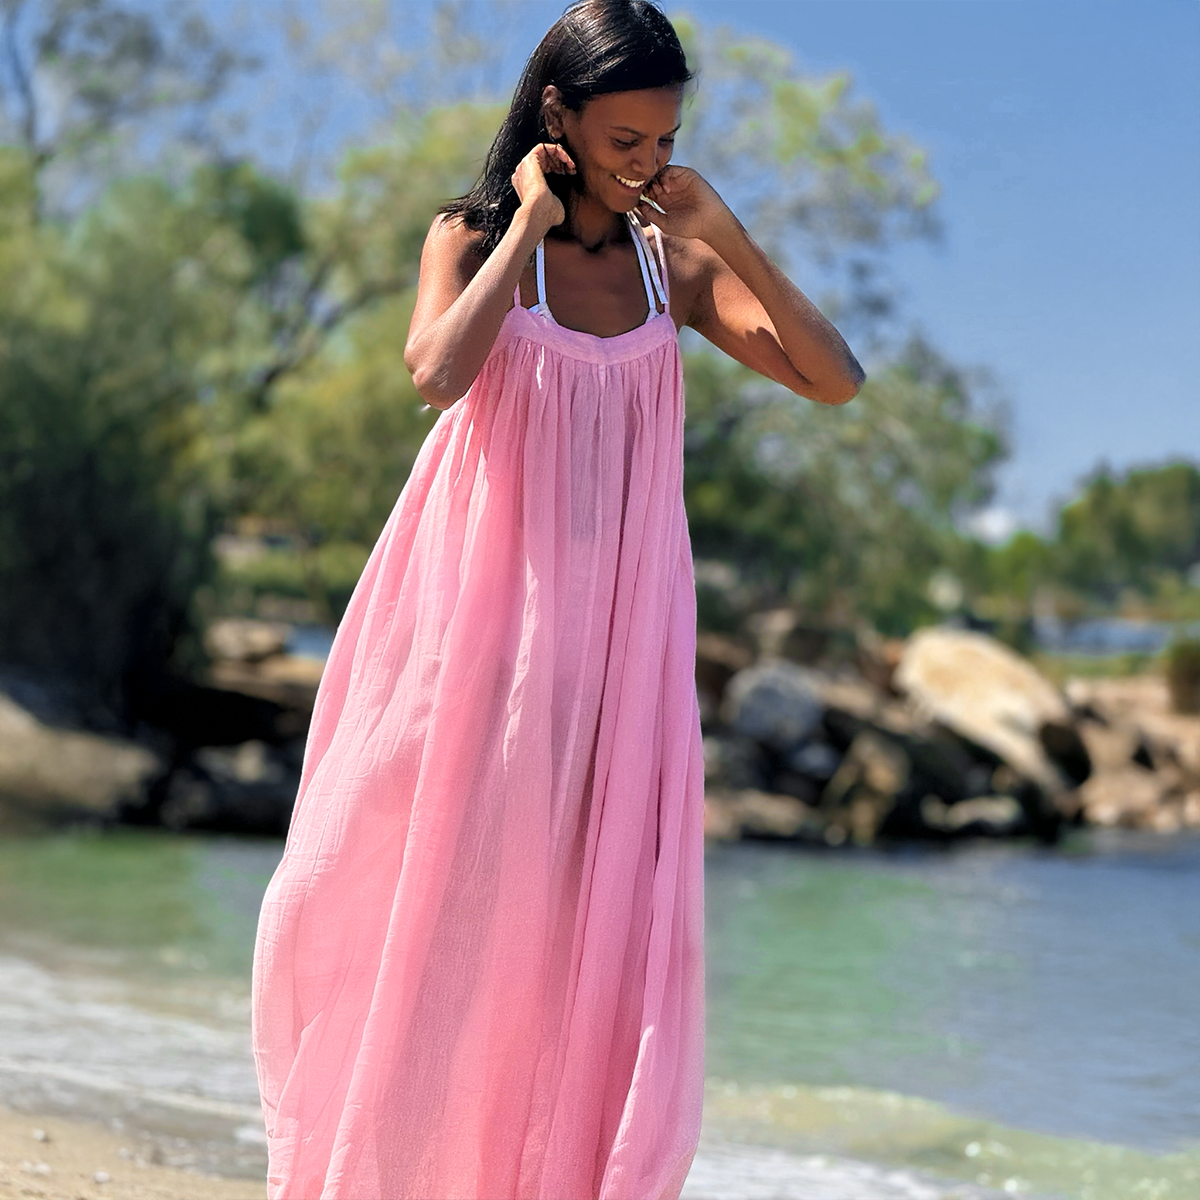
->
<box><xmin>439</xmin><ymin>0</ymin><xmax>693</xmax><ymax>257</ymax></box>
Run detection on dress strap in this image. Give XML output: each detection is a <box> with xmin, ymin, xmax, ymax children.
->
<box><xmin>627</xmin><ymin>214</ymin><xmax>668</xmax><ymax>318</ymax></box>
<box><xmin>535</xmin><ymin>239</ymin><xmax>549</xmax><ymax>311</ymax></box>
<box><xmin>649</xmin><ymin>221</ymin><xmax>669</xmax><ymax>306</ymax></box>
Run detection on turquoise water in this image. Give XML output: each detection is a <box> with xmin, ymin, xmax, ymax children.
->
<box><xmin>705</xmin><ymin>834</ymin><xmax>1200</xmax><ymax>1153</ymax></box>
<box><xmin>0</xmin><ymin>827</ymin><xmax>1197</xmax><ymax>1197</ymax></box>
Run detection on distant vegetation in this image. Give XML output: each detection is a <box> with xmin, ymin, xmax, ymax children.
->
<box><xmin>0</xmin><ymin>0</ymin><xmax>1195</xmax><ymax>727</ymax></box>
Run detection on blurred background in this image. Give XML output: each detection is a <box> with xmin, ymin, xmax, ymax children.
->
<box><xmin>0</xmin><ymin>1</ymin><xmax>1197</xmax><ymax>1197</ymax></box>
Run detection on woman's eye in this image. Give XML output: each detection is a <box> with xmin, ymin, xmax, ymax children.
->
<box><xmin>614</xmin><ymin>139</ymin><xmax>636</xmax><ymax>150</ymax></box>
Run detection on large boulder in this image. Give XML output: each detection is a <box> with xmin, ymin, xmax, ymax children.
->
<box><xmin>720</xmin><ymin>660</ymin><xmax>824</xmax><ymax>751</ymax></box>
<box><xmin>703</xmin><ymin>732</ymin><xmax>768</xmax><ymax>791</ymax></box>
<box><xmin>0</xmin><ymin>692</ymin><xmax>162</xmax><ymax>822</ymax></box>
<box><xmin>894</xmin><ymin>628</ymin><xmax>1090</xmax><ymax>797</ymax></box>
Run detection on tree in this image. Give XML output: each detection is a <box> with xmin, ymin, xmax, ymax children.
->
<box><xmin>1055</xmin><ymin>460</ymin><xmax>1200</xmax><ymax>603</ymax></box>
<box><xmin>0</xmin><ymin>150</ymin><xmax>240</xmax><ymax>724</ymax></box>
<box><xmin>683</xmin><ymin>337</ymin><xmax>1006</xmax><ymax>633</ymax></box>
<box><xmin>0</xmin><ymin>0</ymin><xmax>252</xmax><ymax>217</ymax></box>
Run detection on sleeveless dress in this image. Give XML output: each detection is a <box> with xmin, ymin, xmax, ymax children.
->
<box><xmin>251</xmin><ymin>212</ymin><xmax>706</xmax><ymax>1200</ymax></box>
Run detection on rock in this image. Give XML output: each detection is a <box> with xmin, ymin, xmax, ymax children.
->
<box><xmin>768</xmin><ymin>770</ymin><xmax>823</xmax><ymax>806</ymax></box>
<box><xmin>1037</xmin><ymin>720</ymin><xmax>1092</xmax><ymax>787</ymax></box>
<box><xmin>894</xmin><ymin>627</ymin><xmax>1089</xmax><ymax>796</ymax></box>
<box><xmin>128</xmin><ymin>671</ymin><xmax>310</xmax><ymax>749</ymax></box>
<box><xmin>721</xmin><ymin>661</ymin><xmax>824</xmax><ymax>751</ymax></box>
<box><xmin>920</xmin><ymin>794</ymin><xmax>1025</xmax><ymax>836</ymax></box>
<box><xmin>822</xmin><ymin>730</ymin><xmax>910</xmax><ymax>806</ymax></box>
<box><xmin>784</xmin><ymin>739</ymin><xmax>842</xmax><ymax>782</ymax></box>
<box><xmin>157</xmin><ymin>739</ymin><xmax>301</xmax><ymax>834</ymax></box>
<box><xmin>204</xmin><ymin>617</ymin><xmax>290</xmax><ymax>663</ymax></box>
<box><xmin>695</xmin><ymin>633</ymin><xmax>753</xmax><ymax>726</ymax></box>
<box><xmin>818</xmin><ymin>730</ymin><xmax>912</xmax><ymax>844</ymax></box>
<box><xmin>1077</xmin><ymin>766</ymin><xmax>1169</xmax><ymax>828</ymax></box>
<box><xmin>854</xmin><ymin>627</ymin><xmax>907</xmax><ymax>695</ymax></box>
<box><xmin>0</xmin><ymin>692</ymin><xmax>162</xmax><ymax>821</ymax></box>
<box><xmin>1183</xmin><ymin>791</ymin><xmax>1200</xmax><ymax>828</ymax></box>
<box><xmin>206</xmin><ymin>658</ymin><xmax>322</xmax><ymax>715</ymax></box>
<box><xmin>703</xmin><ymin>793</ymin><xmax>742</xmax><ymax>840</ymax></box>
<box><xmin>705</xmin><ymin>788</ymin><xmax>826</xmax><ymax>842</ymax></box>
<box><xmin>1076</xmin><ymin>718</ymin><xmax>1143</xmax><ymax>772</ymax></box>
<box><xmin>194</xmin><ymin>740</ymin><xmax>288</xmax><ymax>785</ymax></box>
<box><xmin>1067</xmin><ymin>674</ymin><xmax>1200</xmax><ymax>777</ymax></box>
<box><xmin>703</xmin><ymin>733</ymin><xmax>768</xmax><ymax>791</ymax></box>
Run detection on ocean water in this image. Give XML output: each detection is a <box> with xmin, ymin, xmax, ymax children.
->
<box><xmin>0</xmin><ymin>827</ymin><xmax>1196</xmax><ymax>1198</ymax></box>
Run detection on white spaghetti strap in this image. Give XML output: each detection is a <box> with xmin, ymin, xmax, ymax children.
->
<box><xmin>628</xmin><ymin>228</ymin><xmax>659</xmax><ymax>319</ymax></box>
<box><xmin>535</xmin><ymin>239</ymin><xmax>548</xmax><ymax>310</ymax></box>
<box><xmin>627</xmin><ymin>215</ymin><xmax>667</xmax><ymax>313</ymax></box>
<box><xmin>650</xmin><ymin>221</ymin><xmax>669</xmax><ymax>306</ymax></box>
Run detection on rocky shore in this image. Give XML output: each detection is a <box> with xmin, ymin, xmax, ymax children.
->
<box><xmin>701</xmin><ymin>616</ymin><xmax>1200</xmax><ymax>846</ymax></box>
<box><xmin>1</xmin><ymin>614</ymin><xmax>1197</xmax><ymax>844</ymax></box>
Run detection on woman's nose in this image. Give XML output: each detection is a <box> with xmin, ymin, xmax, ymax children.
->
<box><xmin>630</xmin><ymin>152</ymin><xmax>657</xmax><ymax>181</ymax></box>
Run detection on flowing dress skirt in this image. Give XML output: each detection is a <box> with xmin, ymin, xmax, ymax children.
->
<box><xmin>251</xmin><ymin>304</ymin><xmax>705</xmax><ymax>1199</ymax></box>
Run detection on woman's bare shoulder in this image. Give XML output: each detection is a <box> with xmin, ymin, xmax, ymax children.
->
<box><xmin>656</xmin><ymin>229</ymin><xmax>719</xmax><ymax>326</ymax></box>
<box><xmin>422</xmin><ymin>211</ymin><xmax>488</xmax><ymax>282</ymax></box>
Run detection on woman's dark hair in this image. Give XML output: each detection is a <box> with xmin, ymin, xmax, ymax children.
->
<box><xmin>439</xmin><ymin>0</ymin><xmax>693</xmax><ymax>257</ymax></box>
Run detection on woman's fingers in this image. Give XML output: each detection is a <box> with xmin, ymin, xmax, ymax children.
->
<box><xmin>536</xmin><ymin>142</ymin><xmax>575</xmax><ymax>174</ymax></box>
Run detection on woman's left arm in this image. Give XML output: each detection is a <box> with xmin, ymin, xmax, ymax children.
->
<box><xmin>638</xmin><ymin>166</ymin><xmax>865</xmax><ymax>405</ymax></box>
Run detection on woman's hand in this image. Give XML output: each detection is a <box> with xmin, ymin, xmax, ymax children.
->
<box><xmin>511</xmin><ymin>142</ymin><xmax>575</xmax><ymax>236</ymax></box>
<box><xmin>636</xmin><ymin>165</ymin><xmax>733</xmax><ymax>245</ymax></box>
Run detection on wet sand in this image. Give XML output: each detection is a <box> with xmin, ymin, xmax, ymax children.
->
<box><xmin>0</xmin><ymin>1105</ymin><xmax>259</xmax><ymax>1200</ymax></box>
<box><xmin>0</xmin><ymin>1102</ymin><xmax>1016</xmax><ymax>1200</ymax></box>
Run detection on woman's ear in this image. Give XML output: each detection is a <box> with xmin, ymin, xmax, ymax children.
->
<box><xmin>541</xmin><ymin>84</ymin><xmax>565</xmax><ymax>140</ymax></box>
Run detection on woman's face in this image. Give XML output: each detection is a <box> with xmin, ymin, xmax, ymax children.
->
<box><xmin>551</xmin><ymin>86</ymin><xmax>683</xmax><ymax>213</ymax></box>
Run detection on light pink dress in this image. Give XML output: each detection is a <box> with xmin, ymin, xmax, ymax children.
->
<box><xmin>252</xmin><ymin>213</ymin><xmax>706</xmax><ymax>1200</ymax></box>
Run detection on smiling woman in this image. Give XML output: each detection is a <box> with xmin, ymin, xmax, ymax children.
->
<box><xmin>251</xmin><ymin>3</ymin><xmax>863</xmax><ymax>1199</ymax></box>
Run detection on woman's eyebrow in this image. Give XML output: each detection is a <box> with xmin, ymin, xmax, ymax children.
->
<box><xmin>610</xmin><ymin>122</ymin><xmax>682</xmax><ymax>137</ymax></box>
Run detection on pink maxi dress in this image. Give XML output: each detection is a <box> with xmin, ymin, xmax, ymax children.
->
<box><xmin>252</xmin><ymin>212</ymin><xmax>706</xmax><ymax>1200</ymax></box>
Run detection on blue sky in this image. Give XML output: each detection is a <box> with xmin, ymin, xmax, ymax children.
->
<box><xmin>213</xmin><ymin>0</ymin><xmax>1199</xmax><ymax>536</ymax></box>
<box><xmin>678</xmin><ymin>0</ymin><xmax>1200</xmax><ymax>536</ymax></box>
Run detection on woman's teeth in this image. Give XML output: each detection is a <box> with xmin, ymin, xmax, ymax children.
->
<box><xmin>615</xmin><ymin>174</ymin><xmax>647</xmax><ymax>189</ymax></box>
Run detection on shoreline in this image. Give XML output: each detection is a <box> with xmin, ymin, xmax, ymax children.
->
<box><xmin>0</xmin><ymin>1102</ymin><xmax>1016</xmax><ymax>1200</ymax></box>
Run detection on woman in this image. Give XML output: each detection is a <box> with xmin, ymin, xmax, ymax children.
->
<box><xmin>251</xmin><ymin>2</ymin><xmax>863</xmax><ymax>1197</ymax></box>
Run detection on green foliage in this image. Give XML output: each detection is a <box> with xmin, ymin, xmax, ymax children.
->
<box><xmin>212</xmin><ymin>540</ymin><xmax>371</xmax><ymax>626</ymax></box>
<box><xmin>1055</xmin><ymin>460</ymin><xmax>1200</xmax><ymax>602</ymax></box>
<box><xmin>0</xmin><ymin>152</ymin><xmax>236</xmax><ymax>722</ymax></box>
<box><xmin>684</xmin><ymin>338</ymin><xmax>1006</xmax><ymax>634</ymax></box>
<box><xmin>1166</xmin><ymin>637</ymin><xmax>1200</xmax><ymax>714</ymax></box>
<box><xmin>960</xmin><ymin>460</ymin><xmax>1200</xmax><ymax>632</ymax></box>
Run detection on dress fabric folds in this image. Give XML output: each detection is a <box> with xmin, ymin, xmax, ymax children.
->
<box><xmin>251</xmin><ymin>218</ymin><xmax>706</xmax><ymax>1200</ymax></box>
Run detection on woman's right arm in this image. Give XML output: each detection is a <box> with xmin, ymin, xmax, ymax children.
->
<box><xmin>404</xmin><ymin>143</ymin><xmax>573</xmax><ymax>410</ymax></box>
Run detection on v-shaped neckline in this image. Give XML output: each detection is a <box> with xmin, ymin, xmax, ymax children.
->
<box><xmin>515</xmin><ymin>214</ymin><xmax>670</xmax><ymax>342</ymax></box>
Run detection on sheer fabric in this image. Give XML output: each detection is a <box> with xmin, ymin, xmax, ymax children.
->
<box><xmin>252</xmin><ymin>216</ymin><xmax>706</xmax><ymax>1199</ymax></box>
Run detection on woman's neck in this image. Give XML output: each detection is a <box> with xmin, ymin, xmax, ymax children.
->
<box><xmin>555</xmin><ymin>192</ymin><xmax>627</xmax><ymax>253</ymax></box>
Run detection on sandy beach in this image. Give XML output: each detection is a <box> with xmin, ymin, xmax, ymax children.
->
<box><xmin>0</xmin><ymin>1103</ymin><xmax>1016</xmax><ymax>1200</ymax></box>
<box><xmin>0</xmin><ymin>1104</ymin><xmax>261</xmax><ymax>1200</ymax></box>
